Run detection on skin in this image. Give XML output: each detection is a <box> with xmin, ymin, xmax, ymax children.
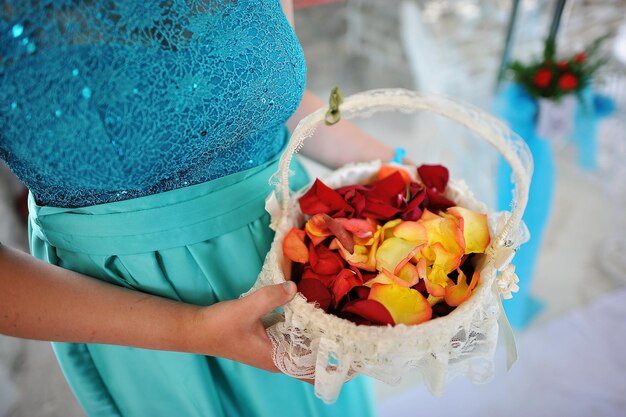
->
<box><xmin>0</xmin><ymin>0</ymin><xmax>396</xmax><ymax>375</ymax></box>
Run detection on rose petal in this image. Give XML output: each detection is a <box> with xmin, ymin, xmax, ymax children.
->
<box><xmin>445</xmin><ymin>269</ymin><xmax>480</xmax><ymax>307</ymax></box>
<box><xmin>417</xmin><ymin>164</ymin><xmax>449</xmax><ymax>192</ymax></box>
<box><xmin>393</xmin><ymin>221</ymin><xmax>428</xmax><ymax>244</ymax></box>
<box><xmin>298</xmin><ymin>278</ymin><xmax>332</xmax><ymax>311</ymax></box>
<box><xmin>302</xmin><ymin>266</ymin><xmax>336</xmax><ymax>287</ymax></box>
<box><xmin>335</xmin><ymin>218</ymin><xmax>378</xmax><ymax>239</ymax></box>
<box><xmin>420</xmin><ymin>210</ymin><xmax>465</xmax><ymax>260</ymax></box>
<box><xmin>321</xmin><ymin>214</ymin><xmax>355</xmax><ymax>254</ymax></box>
<box><xmin>364</xmin><ymin>268</ymin><xmax>413</xmax><ymax>288</ymax></box>
<box><xmin>299</xmin><ymin>179</ymin><xmax>354</xmax><ymax>217</ymax></box>
<box><xmin>424</xmin><ymin>188</ymin><xmax>456</xmax><ymax>211</ymax></box>
<box><xmin>368</xmin><ymin>283</ymin><xmax>432</xmax><ymax>325</ymax></box>
<box><xmin>282</xmin><ymin>228</ymin><xmax>309</xmax><ymax>264</ymax></box>
<box><xmin>376</xmin><ymin>237</ymin><xmax>422</xmax><ymax>273</ymax></box>
<box><xmin>331</xmin><ymin>269</ymin><xmax>362</xmax><ymax>307</ymax></box>
<box><xmin>446</xmin><ymin>206</ymin><xmax>491</xmax><ymax>254</ymax></box>
<box><xmin>396</xmin><ymin>263</ymin><xmax>421</xmax><ymax>286</ymax></box>
<box><xmin>349</xmin><ymin>285</ymin><xmax>371</xmax><ymax>300</ymax></box>
<box><xmin>309</xmin><ymin>243</ymin><xmax>344</xmax><ymax>275</ymax></box>
<box><xmin>400</xmin><ymin>187</ymin><xmax>425</xmax><ymax>221</ymax></box>
<box><xmin>341</xmin><ymin>299</ymin><xmax>395</xmax><ymax>326</ymax></box>
<box><xmin>376</xmin><ymin>165</ymin><xmax>413</xmax><ymax>186</ymax></box>
<box><xmin>305</xmin><ymin>214</ymin><xmax>333</xmax><ymax>246</ymax></box>
<box><xmin>335</xmin><ymin>240</ymin><xmax>378</xmax><ymax>272</ymax></box>
<box><xmin>430</xmin><ymin>242</ymin><xmax>463</xmax><ymax>274</ymax></box>
<box><xmin>424</xmin><ymin>267</ymin><xmax>448</xmax><ymax>297</ymax></box>
<box><xmin>426</xmin><ymin>295</ymin><xmax>443</xmax><ymax>306</ymax></box>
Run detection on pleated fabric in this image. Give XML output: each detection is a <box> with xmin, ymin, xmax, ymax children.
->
<box><xmin>27</xmin><ymin>150</ymin><xmax>377</xmax><ymax>417</ymax></box>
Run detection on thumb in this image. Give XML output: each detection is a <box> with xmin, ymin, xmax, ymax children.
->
<box><xmin>244</xmin><ymin>281</ymin><xmax>298</xmax><ymax>318</ymax></box>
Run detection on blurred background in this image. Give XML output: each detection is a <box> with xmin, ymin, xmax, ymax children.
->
<box><xmin>1</xmin><ymin>0</ymin><xmax>625</xmax><ymax>416</ymax></box>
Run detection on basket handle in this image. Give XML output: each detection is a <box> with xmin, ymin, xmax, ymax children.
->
<box><xmin>275</xmin><ymin>89</ymin><xmax>532</xmax><ymax>249</ymax></box>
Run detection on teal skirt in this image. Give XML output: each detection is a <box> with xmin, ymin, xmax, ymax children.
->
<box><xmin>27</xmin><ymin>151</ymin><xmax>376</xmax><ymax>417</ymax></box>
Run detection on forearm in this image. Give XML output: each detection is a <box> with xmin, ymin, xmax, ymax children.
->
<box><xmin>288</xmin><ymin>90</ymin><xmax>395</xmax><ymax>168</ymax></box>
<box><xmin>0</xmin><ymin>244</ymin><xmax>200</xmax><ymax>353</ymax></box>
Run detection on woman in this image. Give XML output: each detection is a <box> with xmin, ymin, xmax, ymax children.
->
<box><xmin>0</xmin><ymin>1</ymin><xmax>394</xmax><ymax>415</ymax></box>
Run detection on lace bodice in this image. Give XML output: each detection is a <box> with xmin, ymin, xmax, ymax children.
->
<box><xmin>0</xmin><ymin>0</ymin><xmax>306</xmax><ymax>207</ymax></box>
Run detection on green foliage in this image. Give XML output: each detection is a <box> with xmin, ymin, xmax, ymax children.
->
<box><xmin>507</xmin><ymin>35</ymin><xmax>610</xmax><ymax>102</ymax></box>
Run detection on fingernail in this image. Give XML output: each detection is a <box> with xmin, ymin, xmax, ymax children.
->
<box><xmin>282</xmin><ymin>281</ymin><xmax>297</xmax><ymax>296</ymax></box>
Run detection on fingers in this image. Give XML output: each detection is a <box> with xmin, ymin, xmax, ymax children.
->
<box><xmin>243</xmin><ymin>281</ymin><xmax>297</xmax><ymax>318</ymax></box>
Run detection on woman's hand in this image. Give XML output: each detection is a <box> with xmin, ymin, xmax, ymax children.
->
<box><xmin>0</xmin><ymin>244</ymin><xmax>298</xmax><ymax>375</ymax></box>
<box><xmin>189</xmin><ymin>282</ymin><xmax>298</xmax><ymax>372</ymax></box>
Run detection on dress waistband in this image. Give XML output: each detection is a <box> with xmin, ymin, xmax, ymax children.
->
<box><xmin>28</xmin><ymin>151</ymin><xmax>307</xmax><ymax>256</ymax></box>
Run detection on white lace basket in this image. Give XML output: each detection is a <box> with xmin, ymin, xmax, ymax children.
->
<box><xmin>245</xmin><ymin>89</ymin><xmax>532</xmax><ymax>404</ymax></box>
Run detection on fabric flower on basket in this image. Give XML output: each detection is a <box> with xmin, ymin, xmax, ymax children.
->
<box><xmin>246</xmin><ymin>89</ymin><xmax>532</xmax><ymax>404</ymax></box>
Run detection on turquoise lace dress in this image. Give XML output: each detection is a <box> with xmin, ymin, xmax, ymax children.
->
<box><xmin>0</xmin><ymin>1</ymin><xmax>376</xmax><ymax>416</ymax></box>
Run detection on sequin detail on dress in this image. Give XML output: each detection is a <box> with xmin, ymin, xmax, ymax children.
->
<box><xmin>0</xmin><ymin>0</ymin><xmax>306</xmax><ymax>207</ymax></box>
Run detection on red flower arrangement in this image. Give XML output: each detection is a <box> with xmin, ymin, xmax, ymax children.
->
<box><xmin>508</xmin><ymin>36</ymin><xmax>608</xmax><ymax>101</ymax></box>
<box><xmin>282</xmin><ymin>165</ymin><xmax>491</xmax><ymax>326</ymax></box>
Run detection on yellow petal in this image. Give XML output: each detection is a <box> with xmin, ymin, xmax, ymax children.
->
<box><xmin>376</xmin><ymin>237</ymin><xmax>422</xmax><ymax>273</ymax></box>
<box><xmin>424</xmin><ymin>266</ymin><xmax>448</xmax><ymax>297</ymax></box>
<box><xmin>364</xmin><ymin>268</ymin><xmax>413</xmax><ymax>288</ymax></box>
<box><xmin>420</xmin><ymin>212</ymin><xmax>465</xmax><ymax>257</ymax></box>
<box><xmin>396</xmin><ymin>263</ymin><xmax>421</xmax><ymax>286</ymax></box>
<box><xmin>335</xmin><ymin>239</ymin><xmax>378</xmax><ymax>272</ymax></box>
<box><xmin>380</xmin><ymin>219</ymin><xmax>403</xmax><ymax>242</ymax></box>
<box><xmin>430</xmin><ymin>242</ymin><xmax>462</xmax><ymax>274</ymax></box>
<box><xmin>393</xmin><ymin>221</ymin><xmax>428</xmax><ymax>245</ymax></box>
<box><xmin>368</xmin><ymin>283</ymin><xmax>432</xmax><ymax>325</ymax></box>
<box><xmin>446</xmin><ymin>207</ymin><xmax>491</xmax><ymax>254</ymax></box>
<box><xmin>427</xmin><ymin>295</ymin><xmax>443</xmax><ymax>306</ymax></box>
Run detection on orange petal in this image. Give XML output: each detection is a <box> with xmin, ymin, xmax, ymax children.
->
<box><xmin>368</xmin><ymin>283</ymin><xmax>432</xmax><ymax>325</ymax></box>
<box><xmin>282</xmin><ymin>228</ymin><xmax>309</xmax><ymax>264</ymax></box>
<box><xmin>445</xmin><ymin>269</ymin><xmax>480</xmax><ymax>307</ymax></box>
<box><xmin>335</xmin><ymin>218</ymin><xmax>378</xmax><ymax>239</ymax></box>
<box><xmin>305</xmin><ymin>214</ymin><xmax>331</xmax><ymax>237</ymax></box>
<box><xmin>446</xmin><ymin>207</ymin><xmax>491</xmax><ymax>254</ymax></box>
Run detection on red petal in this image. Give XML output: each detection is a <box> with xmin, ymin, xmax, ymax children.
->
<box><xmin>361</xmin><ymin>198</ymin><xmax>401</xmax><ymax>220</ymax></box>
<box><xmin>418</xmin><ymin>165</ymin><xmax>449</xmax><ymax>192</ymax></box>
<box><xmin>376</xmin><ymin>165</ymin><xmax>413</xmax><ymax>186</ymax></box>
<box><xmin>302</xmin><ymin>266</ymin><xmax>336</xmax><ymax>287</ymax></box>
<box><xmin>400</xmin><ymin>188</ymin><xmax>425</xmax><ymax>221</ymax></box>
<box><xmin>369</xmin><ymin>171</ymin><xmax>407</xmax><ymax>199</ymax></box>
<box><xmin>299</xmin><ymin>179</ymin><xmax>354</xmax><ymax>217</ymax></box>
<box><xmin>424</xmin><ymin>188</ymin><xmax>456</xmax><ymax>211</ymax></box>
<box><xmin>331</xmin><ymin>269</ymin><xmax>362</xmax><ymax>307</ymax></box>
<box><xmin>298</xmin><ymin>279</ymin><xmax>332</xmax><ymax>311</ymax></box>
<box><xmin>341</xmin><ymin>299</ymin><xmax>395</xmax><ymax>326</ymax></box>
<box><xmin>349</xmin><ymin>285</ymin><xmax>371</xmax><ymax>300</ymax></box>
<box><xmin>309</xmin><ymin>243</ymin><xmax>345</xmax><ymax>275</ymax></box>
